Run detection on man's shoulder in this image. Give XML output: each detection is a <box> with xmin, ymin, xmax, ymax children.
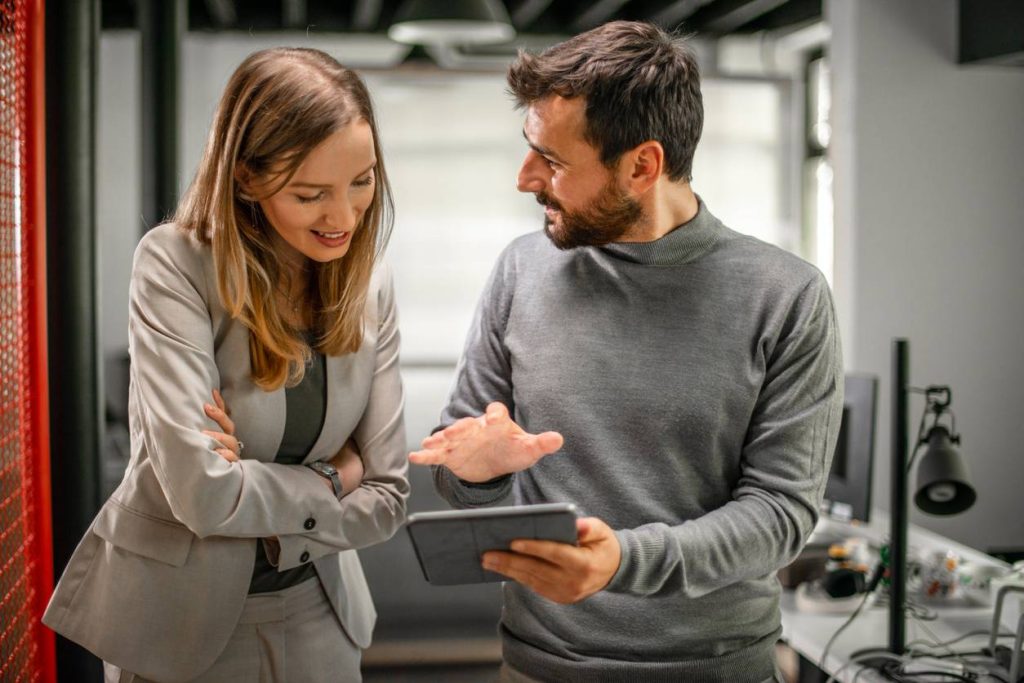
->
<box><xmin>493</xmin><ymin>230</ymin><xmax>563</xmax><ymax>274</ymax></box>
<box><xmin>503</xmin><ymin>230</ymin><xmax>555</xmax><ymax>258</ymax></box>
<box><xmin>717</xmin><ymin>228</ymin><xmax>826</xmax><ymax>292</ymax></box>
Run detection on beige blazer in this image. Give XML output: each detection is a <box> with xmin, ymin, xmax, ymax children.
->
<box><xmin>43</xmin><ymin>224</ymin><xmax>409</xmax><ymax>682</ymax></box>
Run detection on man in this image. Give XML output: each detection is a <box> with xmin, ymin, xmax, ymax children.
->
<box><xmin>410</xmin><ymin>20</ymin><xmax>842</xmax><ymax>683</ymax></box>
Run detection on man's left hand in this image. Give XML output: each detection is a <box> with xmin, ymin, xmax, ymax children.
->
<box><xmin>481</xmin><ymin>517</ymin><xmax>621</xmax><ymax>604</ymax></box>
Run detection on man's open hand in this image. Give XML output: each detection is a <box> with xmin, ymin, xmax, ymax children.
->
<box><xmin>409</xmin><ymin>402</ymin><xmax>563</xmax><ymax>482</ymax></box>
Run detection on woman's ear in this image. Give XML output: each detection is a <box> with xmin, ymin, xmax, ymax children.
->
<box><xmin>234</xmin><ymin>165</ymin><xmax>256</xmax><ymax>202</ymax></box>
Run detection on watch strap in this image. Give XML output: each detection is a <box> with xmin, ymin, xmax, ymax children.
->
<box><xmin>308</xmin><ymin>461</ymin><xmax>343</xmax><ymax>500</ymax></box>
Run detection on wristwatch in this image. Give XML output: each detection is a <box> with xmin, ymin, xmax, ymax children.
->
<box><xmin>307</xmin><ymin>460</ymin><xmax>343</xmax><ymax>500</ymax></box>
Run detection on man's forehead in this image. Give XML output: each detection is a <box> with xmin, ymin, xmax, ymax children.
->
<box><xmin>525</xmin><ymin>96</ymin><xmax>587</xmax><ymax>144</ymax></box>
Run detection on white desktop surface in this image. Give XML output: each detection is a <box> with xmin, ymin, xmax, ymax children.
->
<box><xmin>780</xmin><ymin>509</ymin><xmax>1012</xmax><ymax>682</ymax></box>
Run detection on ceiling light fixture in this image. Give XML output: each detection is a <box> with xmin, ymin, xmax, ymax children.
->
<box><xmin>388</xmin><ymin>0</ymin><xmax>516</xmax><ymax>46</ymax></box>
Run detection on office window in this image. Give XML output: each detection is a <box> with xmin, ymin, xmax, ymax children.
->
<box><xmin>367</xmin><ymin>71</ymin><xmax>791</xmax><ymax>365</ymax></box>
<box><xmin>802</xmin><ymin>53</ymin><xmax>834</xmax><ymax>285</ymax></box>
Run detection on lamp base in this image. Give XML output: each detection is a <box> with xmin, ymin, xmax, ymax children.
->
<box><xmin>847</xmin><ymin>647</ymin><xmax>902</xmax><ymax>681</ymax></box>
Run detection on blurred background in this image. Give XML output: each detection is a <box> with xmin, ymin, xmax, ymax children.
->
<box><xmin>2</xmin><ymin>0</ymin><xmax>1022</xmax><ymax>681</ymax></box>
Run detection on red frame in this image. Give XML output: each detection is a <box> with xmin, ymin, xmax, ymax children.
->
<box><xmin>26</xmin><ymin>0</ymin><xmax>56</xmax><ymax>680</ymax></box>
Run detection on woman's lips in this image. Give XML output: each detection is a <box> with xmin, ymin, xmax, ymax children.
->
<box><xmin>311</xmin><ymin>230</ymin><xmax>350</xmax><ymax>248</ymax></box>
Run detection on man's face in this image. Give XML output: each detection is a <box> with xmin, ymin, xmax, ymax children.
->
<box><xmin>517</xmin><ymin>96</ymin><xmax>643</xmax><ymax>250</ymax></box>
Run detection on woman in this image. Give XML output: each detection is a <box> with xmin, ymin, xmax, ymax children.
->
<box><xmin>43</xmin><ymin>48</ymin><xmax>409</xmax><ymax>682</ymax></box>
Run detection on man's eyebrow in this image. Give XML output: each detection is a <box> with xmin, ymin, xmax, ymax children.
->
<box><xmin>288</xmin><ymin>161</ymin><xmax>377</xmax><ymax>189</ymax></box>
<box><xmin>522</xmin><ymin>129</ymin><xmax>566</xmax><ymax>164</ymax></box>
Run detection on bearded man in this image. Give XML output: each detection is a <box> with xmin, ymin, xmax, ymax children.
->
<box><xmin>410</xmin><ymin>20</ymin><xmax>843</xmax><ymax>683</ymax></box>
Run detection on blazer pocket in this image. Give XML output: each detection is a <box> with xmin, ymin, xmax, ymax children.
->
<box><xmin>92</xmin><ymin>501</ymin><xmax>195</xmax><ymax>567</ymax></box>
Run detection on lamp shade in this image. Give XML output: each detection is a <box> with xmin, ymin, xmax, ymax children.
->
<box><xmin>914</xmin><ymin>425</ymin><xmax>976</xmax><ymax>515</ymax></box>
<box><xmin>388</xmin><ymin>0</ymin><xmax>515</xmax><ymax>45</ymax></box>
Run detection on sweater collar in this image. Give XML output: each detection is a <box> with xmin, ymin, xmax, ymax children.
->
<box><xmin>598</xmin><ymin>199</ymin><xmax>725</xmax><ymax>266</ymax></box>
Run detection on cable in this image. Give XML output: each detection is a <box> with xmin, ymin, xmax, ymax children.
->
<box><xmin>819</xmin><ymin>587</ymin><xmax>876</xmax><ymax>674</ymax></box>
<box><xmin>907</xmin><ymin>629</ymin><xmax>1019</xmax><ymax>653</ymax></box>
<box><xmin>826</xmin><ymin>649</ymin><xmax>905</xmax><ymax>683</ymax></box>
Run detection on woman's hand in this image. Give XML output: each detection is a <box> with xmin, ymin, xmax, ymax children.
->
<box><xmin>202</xmin><ymin>389</ymin><xmax>243</xmax><ymax>462</ymax></box>
<box><xmin>327</xmin><ymin>438</ymin><xmax>364</xmax><ymax>497</ymax></box>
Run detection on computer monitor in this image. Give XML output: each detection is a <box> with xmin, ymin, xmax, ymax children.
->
<box><xmin>822</xmin><ymin>374</ymin><xmax>878</xmax><ymax>524</ymax></box>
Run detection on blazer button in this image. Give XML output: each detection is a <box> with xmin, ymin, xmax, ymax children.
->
<box><xmin>300</xmin><ymin>551</ymin><xmax>310</xmax><ymax>563</ymax></box>
<box><xmin>304</xmin><ymin>517</ymin><xmax>316</xmax><ymax>530</ymax></box>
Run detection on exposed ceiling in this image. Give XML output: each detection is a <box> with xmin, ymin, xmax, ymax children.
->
<box><xmin>102</xmin><ymin>0</ymin><xmax>823</xmax><ymax>39</ymax></box>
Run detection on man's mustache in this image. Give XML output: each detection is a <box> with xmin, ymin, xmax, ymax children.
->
<box><xmin>535</xmin><ymin>193</ymin><xmax>562</xmax><ymax>212</ymax></box>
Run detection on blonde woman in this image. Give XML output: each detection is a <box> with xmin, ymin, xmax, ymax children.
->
<box><xmin>43</xmin><ymin>48</ymin><xmax>409</xmax><ymax>682</ymax></box>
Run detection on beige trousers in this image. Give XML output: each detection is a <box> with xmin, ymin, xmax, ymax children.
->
<box><xmin>104</xmin><ymin>577</ymin><xmax>361</xmax><ymax>683</ymax></box>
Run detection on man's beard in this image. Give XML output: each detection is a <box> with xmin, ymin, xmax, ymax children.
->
<box><xmin>538</xmin><ymin>178</ymin><xmax>644</xmax><ymax>250</ymax></box>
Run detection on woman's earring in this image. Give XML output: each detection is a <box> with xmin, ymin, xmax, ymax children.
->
<box><xmin>237</xmin><ymin>190</ymin><xmax>255</xmax><ymax>202</ymax></box>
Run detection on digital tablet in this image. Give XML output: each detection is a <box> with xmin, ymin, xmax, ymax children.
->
<box><xmin>406</xmin><ymin>503</ymin><xmax>579</xmax><ymax>585</ymax></box>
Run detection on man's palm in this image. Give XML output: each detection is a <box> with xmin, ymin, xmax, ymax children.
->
<box><xmin>409</xmin><ymin>402</ymin><xmax>564</xmax><ymax>482</ymax></box>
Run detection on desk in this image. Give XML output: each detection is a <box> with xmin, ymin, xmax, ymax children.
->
<box><xmin>780</xmin><ymin>510</ymin><xmax>1013</xmax><ymax>682</ymax></box>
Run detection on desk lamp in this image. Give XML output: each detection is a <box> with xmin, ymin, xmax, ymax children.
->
<box><xmin>888</xmin><ymin>338</ymin><xmax>976</xmax><ymax>654</ymax></box>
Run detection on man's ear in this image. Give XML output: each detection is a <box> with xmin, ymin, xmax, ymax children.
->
<box><xmin>621</xmin><ymin>140</ymin><xmax>664</xmax><ymax>195</ymax></box>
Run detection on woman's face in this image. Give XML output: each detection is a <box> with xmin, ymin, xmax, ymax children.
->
<box><xmin>257</xmin><ymin>119</ymin><xmax>377</xmax><ymax>269</ymax></box>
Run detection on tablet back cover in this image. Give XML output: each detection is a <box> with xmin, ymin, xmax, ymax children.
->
<box><xmin>406</xmin><ymin>506</ymin><xmax>577</xmax><ymax>585</ymax></box>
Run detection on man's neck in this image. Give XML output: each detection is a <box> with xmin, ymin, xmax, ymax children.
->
<box><xmin>621</xmin><ymin>181</ymin><xmax>699</xmax><ymax>243</ymax></box>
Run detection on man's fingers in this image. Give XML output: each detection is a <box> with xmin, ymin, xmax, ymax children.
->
<box><xmin>445</xmin><ymin>415</ymin><xmax>484</xmax><ymax>438</ymax></box>
<box><xmin>419</xmin><ymin>432</ymin><xmax>445</xmax><ymax>449</ymax></box>
<box><xmin>409</xmin><ymin>449</ymin><xmax>446</xmax><ymax>466</ymax></box>
<box><xmin>484</xmin><ymin>402</ymin><xmax>509</xmax><ymax>424</ymax></box>
<box><xmin>575</xmin><ymin>517</ymin><xmax>608</xmax><ymax>544</ymax></box>
<box><xmin>482</xmin><ymin>551</ymin><xmax>570</xmax><ymax>602</ymax></box>
<box><xmin>531</xmin><ymin>431</ymin><xmax>564</xmax><ymax>456</ymax></box>
<box><xmin>483</xmin><ymin>551</ymin><xmax>559</xmax><ymax>584</ymax></box>
<box><xmin>508</xmin><ymin>538</ymin><xmax>582</xmax><ymax>567</ymax></box>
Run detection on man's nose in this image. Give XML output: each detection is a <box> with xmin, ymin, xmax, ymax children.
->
<box><xmin>516</xmin><ymin>150</ymin><xmax>547</xmax><ymax>194</ymax></box>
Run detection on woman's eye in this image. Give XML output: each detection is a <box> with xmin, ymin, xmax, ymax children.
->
<box><xmin>296</xmin><ymin>191</ymin><xmax>325</xmax><ymax>204</ymax></box>
<box><xmin>353</xmin><ymin>173</ymin><xmax>375</xmax><ymax>188</ymax></box>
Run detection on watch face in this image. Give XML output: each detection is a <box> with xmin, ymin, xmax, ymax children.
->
<box><xmin>313</xmin><ymin>461</ymin><xmax>337</xmax><ymax>475</ymax></box>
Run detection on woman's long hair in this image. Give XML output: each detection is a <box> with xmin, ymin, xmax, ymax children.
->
<box><xmin>175</xmin><ymin>47</ymin><xmax>394</xmax><ymax>390</ymax></box>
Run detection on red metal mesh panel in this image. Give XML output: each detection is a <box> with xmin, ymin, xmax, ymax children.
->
<box><xmin>0</xmin><ymin>1</ymin><xmax>52</xmax><ymax>681</ymax></box>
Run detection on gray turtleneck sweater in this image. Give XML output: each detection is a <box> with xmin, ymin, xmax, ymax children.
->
<box><xmin>433</xmin><ymin>201</ymin><xmax>843</xmax><ymax>683</ymax></box>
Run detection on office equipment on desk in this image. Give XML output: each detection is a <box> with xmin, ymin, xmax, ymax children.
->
<box><xmin>821</xmin><ymin>374</ymin><xmax>879</xmax><ymax>527</ymax></box>
<box><xmin>780</xmin><ymin>513</ymin><xmax>1017</xmax><ymax>683</ymax></box>
<box><xmin>780</xmin><ymin>374</ymin><xmax>878</xmax><ymax>593</ymax></box>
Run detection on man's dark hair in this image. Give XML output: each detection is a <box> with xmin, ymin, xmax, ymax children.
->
<box><xmin>507</xmin><ymin>20</ymin><xmax>703</xmax><ymax>183</ymax></box>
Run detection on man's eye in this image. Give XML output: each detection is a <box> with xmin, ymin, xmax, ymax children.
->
<box><xmin>296</xmin><ymin>191</ymin><xmax>325</xmax><ymax>204</ymax></box>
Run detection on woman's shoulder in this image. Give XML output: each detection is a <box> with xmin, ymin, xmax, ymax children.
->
<box><xmin>133</xmin><ymin>223</ymin><xmax>212</xmax><ymax>273</ymax></box>
<box><xmin>131</xmin><ymin>223</ymin><xmax>215</xmax><ymax>302</ymax></box>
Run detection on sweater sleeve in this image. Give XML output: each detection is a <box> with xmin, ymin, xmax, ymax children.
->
<box><xmin>430</xmin><ymin>246</ymin><xmax>518</xmax><ymax>508</ymax></box>
<box><xmin>606</xmin><ymin>273</ymin><xmax>844</xmax><ymax>597</ymax></box>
